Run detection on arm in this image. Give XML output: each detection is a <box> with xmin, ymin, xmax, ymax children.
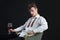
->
<box><xmin>33</xmin><ymin>16</ymin><xmax>48</xmax><ymax>33</ymax></box>
<box><xmin>13</xmin><ymin>18</ymin><xmax>31</xmax><ymax>32</ymax></box>
<box><xmin>13</xmin><ymin>25</ymin><xmax>25</xmax><ymax>32</ymax></box>
<box><xmin>8</xmin><ymin>24</ymin><xmax>26</xmax><ymax>32</ymax></box>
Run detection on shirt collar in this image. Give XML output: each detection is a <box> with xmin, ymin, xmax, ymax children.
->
<box><xmin>31</xmin><ymin>14</ymin><xmax>40</xmax><ymax>19</ymax></box>
<box><xmin>35</xmin><ymin>14</ymin><xmax>40</xmax><ymax>18</ymax></box>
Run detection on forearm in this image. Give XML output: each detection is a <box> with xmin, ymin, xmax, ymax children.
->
<box><xmin>14</xmin><ymin>26</ymin><xmax>24</xmax><ymax>32</ymax></box>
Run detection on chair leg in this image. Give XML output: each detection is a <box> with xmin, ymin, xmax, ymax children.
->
<box><xmin>24</xmin><ymin>36</ymin><xmax>26</xmax><ymax>40</ymax></box>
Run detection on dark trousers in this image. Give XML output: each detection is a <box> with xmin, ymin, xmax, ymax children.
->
<box><xmin>8</xmin><ymin>37</ymin><xmax>21</xmax><ymax>40</ymax></box>
<box><xmin>8</xmin><ymin>32</ymin><xmax>24</xmax><ymax>40</ymax></box>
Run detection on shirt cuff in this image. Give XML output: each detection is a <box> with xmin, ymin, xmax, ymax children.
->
<box><xmin>33</xmin><ymin>29</ymin><xmax>38</xmax><ymax>33</ymax></box>
<box><xmin>13</xmin><ymin>29</ymin><xmax>17</xmax><ymax>32</ymax></box>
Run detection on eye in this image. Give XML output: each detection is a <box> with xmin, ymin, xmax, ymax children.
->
<box><xmin>31</xmin><ymin>10</ymin><xmax>34</xmax><ymax>12</ymax></box>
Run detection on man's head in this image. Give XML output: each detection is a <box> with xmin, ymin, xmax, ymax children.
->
<box><xmin>28</xmin><ymin>3</ymin><xmax>38</xmax><ymax>17</ymax></box>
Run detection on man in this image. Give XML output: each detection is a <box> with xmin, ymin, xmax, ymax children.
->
<box><xmin>9</xmin><ymin>3</ymin><xmax>48</xmax><ymax>40</ymax></box>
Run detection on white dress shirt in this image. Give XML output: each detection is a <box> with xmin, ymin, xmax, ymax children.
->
<box><xmin>14</xmin><ymin>14</ymin><xmax>48</xmax><ymax>33</ymax></box>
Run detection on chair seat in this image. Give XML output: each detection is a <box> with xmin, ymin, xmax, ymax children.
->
<box><xmin>25</xmin><ymin>33</ymin><xmax>43</xmax><ymax>40</ymax></box>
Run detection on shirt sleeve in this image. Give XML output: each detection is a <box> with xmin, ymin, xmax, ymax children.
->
<box><xmin>14</xmin><ymin>18</ymin><xmax>31</xmax><ymax>32</ymax></box>
<box><xmin>33</xmin><ymin>16</ymin><xmax>48</xmax><ymax>33</ymax></box>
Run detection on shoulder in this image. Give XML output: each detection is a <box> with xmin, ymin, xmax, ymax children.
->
<box><xmin>39</xmin><ymin>16</ymin><xmax>47</xmax><ymax>22</ymax></box>
<box><xmin>40</xmin><ymin>16</ymin><xmax>46</xmax><ymax>20</ymax></box>
<box><xmin>27</xmin><ymin>17</ymin><xmax>32</xmax><ymax>21</ymax></box>
<box><xmin>28</xmin><ymin>17</ymin><xmax>32</xmax><ymax>19</ymax></box>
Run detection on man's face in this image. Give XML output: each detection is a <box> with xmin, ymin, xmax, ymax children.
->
<box><xmin>29</xmin><ymin>7</ymin><xmax>38</xmax><ymax>17</ymax></box>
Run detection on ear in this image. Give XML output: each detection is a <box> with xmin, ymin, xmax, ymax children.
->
<box><xmin>35</xmin><ymin>8</ymin><xmax>38</xmax><ymax>11</ymax></box>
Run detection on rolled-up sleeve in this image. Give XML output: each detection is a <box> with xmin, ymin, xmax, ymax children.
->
<box><xmin>33</xmin><ymin>17</ymin><xmax>48</xmax><ymax>33</ymax></box>
<box><xmin>14</xmin><ymin>25</ymin><xmax>25</xmax><ymax>32</ymax></box>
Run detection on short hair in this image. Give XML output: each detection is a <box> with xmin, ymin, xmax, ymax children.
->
<box><xmin>28</xmin><ymin>3</ymin><xmax>37</xmax><ymax>10</ymax></box>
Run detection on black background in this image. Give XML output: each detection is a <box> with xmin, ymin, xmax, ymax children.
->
<box><xmin>0</xmin><ymin>0</ymin><xmax>59</xmax><ymax>40</ymax></box>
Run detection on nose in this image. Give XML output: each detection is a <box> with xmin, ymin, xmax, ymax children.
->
<box><xmin>31</xmin><ymin>12</ymin><xmax>33</xmax><ymax>14</ymax></box>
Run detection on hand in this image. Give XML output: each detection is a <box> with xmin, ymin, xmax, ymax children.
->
<box><xmin>8</xmin><ymin>29</ymin><xmax>15</xmax><ymax>32</ymax></box>
<box><xmin>28</xmin><ymin>31</ymin><xmax>35</xmax><ymax>36</ymax></box>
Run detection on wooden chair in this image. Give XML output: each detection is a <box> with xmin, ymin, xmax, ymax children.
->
<box><xmin>25</xmin><ymin>33</ymin><xmax>43</xmax><ymax>40</ymax></box>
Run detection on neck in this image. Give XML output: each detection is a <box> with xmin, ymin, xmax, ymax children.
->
<box><xmin>32</xmin><ymin>13</ymin><xmax>38</xmax><ymax>17</ymax></box>
<box><xmin>36</xmin><ymin>13</ymin><xmax>38</xmax><ymax>16</ymax></box>
<box><xmin>35</xmin><ymin>12</ymin><xmax>39</xmax><ymax>16</ymax></box>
